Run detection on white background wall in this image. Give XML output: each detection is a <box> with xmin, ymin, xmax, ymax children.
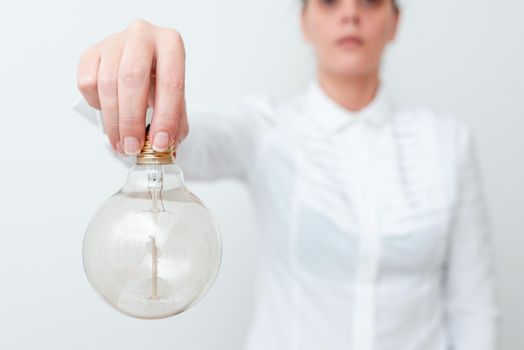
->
<box><xmin>0</xmin><ymin>0</ymin><xmax>522</xmax><ymax>349</ymax></box>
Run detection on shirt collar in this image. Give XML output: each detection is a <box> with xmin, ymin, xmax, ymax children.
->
<box><xmin>304</xmin><ymin>76</ymin><xmax>391</xmax><ymax>134</ymax></box>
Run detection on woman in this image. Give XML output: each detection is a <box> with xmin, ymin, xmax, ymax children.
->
<box><xmin>76</xmin><ymin>0</ymin><xmax>499</xmax><ymax>349</ymax></box>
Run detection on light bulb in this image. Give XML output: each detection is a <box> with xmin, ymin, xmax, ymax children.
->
<box><xmin>83</xmin><ymin>126</ymin><xmax>222</xmax><ymax>319</ymax></box>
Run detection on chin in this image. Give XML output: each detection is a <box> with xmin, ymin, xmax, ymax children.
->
<box><xmin>326</xmin><ymin>57</ymin><xmax>373</xmax><ymax>78</ymax></box>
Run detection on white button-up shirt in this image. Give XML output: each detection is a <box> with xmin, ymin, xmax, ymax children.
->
<box><xmin>176</xmin><ymin>77</ymin><xmax>499</xmax><ymax>350</ymax></box>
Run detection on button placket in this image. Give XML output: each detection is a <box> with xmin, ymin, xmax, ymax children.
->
<box><xmin>346</xmin><ymin>124</ymin><xmax>382</xmax><ymax>350</ymax></box>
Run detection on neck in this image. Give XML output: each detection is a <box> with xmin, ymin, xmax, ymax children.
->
<box><xmin>316</xmin><ymin>68</ymin><xmax>380</xmax><ymax>112</ymax></box>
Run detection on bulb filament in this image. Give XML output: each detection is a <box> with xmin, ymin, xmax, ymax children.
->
<box><xmin>150</xmin><ymin>236</ymin><xmax>158</xmax><ymax>300</ymax></box>
<box><xmin>147</xmin><ymin>164</ymin><xmax>164</xmax><ymax>301</ymax></box>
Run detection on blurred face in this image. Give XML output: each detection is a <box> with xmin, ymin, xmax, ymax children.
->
<box><xmin>301</xmin><ymin>0</ymin><xmax>399</xmax><ymax>78</ymax></box>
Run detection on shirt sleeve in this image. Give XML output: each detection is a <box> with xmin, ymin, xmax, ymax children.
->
<box><xmin>175</xmin><ymin>94</ymin><xmax>278</xmax><ymax>183</ymax></box>
<box><xmin>444</xmin><ymin>123</ymin><xmax>499</xmax><ymax>349</ymax></box>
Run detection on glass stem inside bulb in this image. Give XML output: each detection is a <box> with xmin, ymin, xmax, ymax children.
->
<box><xmin>147</xmin><ymin>164</ymin><xmax>165</xmax><ymax>301</ymax></box>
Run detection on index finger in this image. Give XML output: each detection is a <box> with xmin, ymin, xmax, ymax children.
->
<box><xmin>117</xmin><ymin>36</ymin><xmax>155</xmax><ymax>155</ymax></box>
<box><xmin>149</xmin><ymin>29</ymin><xmax>186</xmax><ymax>152</ymax></box>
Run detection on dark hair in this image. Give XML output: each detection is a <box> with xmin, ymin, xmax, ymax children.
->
<box><xmin>301</xmin><ymin>0</ymin><xmax>399</xmax><ymax>11</ymax></box>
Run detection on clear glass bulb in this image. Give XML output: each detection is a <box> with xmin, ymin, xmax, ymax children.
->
<box><xmin>83</xmin><ymin>135</ymin><xmax>222</xmax><ymax>319</ymax></box>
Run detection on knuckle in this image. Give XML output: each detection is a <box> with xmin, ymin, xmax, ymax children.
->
<box><xmin>104</xmin><ymin>119</ymin><xmax>119</xmax><ymax>133</ymax></box>
<box><xmin>158</xmin><ymin>75</ymin><xmax>184</xmax><ymax>91</ymax></box>
<box><xmin>77</xmin><ymin>74</ymin><xmax>98</xmax><ymax>93</ymax></box>
<box><xmin>103</xmin><ymin>32</ymin><xmax>122</xmax><ymax>43</ymax></box>
<box><xmin>162</xmin><ymin>28</ymin><xmax>182</xmax><ymax>42</ymax></box>
<box><xmin>152</xmin><ymin>118</ymin><xmax>176</xmax><ymax>134</ymax></box>
<box><xmin>159</xmin><ymin>28</ymin><xmax>185</xmax><ymax>56</ymax></box>
<box><xmin>107</xmin><ymin>131</ymin><xmax>120</xmax><ymax>144</ymax></box>
<box><xmin>79</xmin><ymin>45</ymin><xmax>97</xmax><ymax>61</ymax></box>
<box><xmin>100</xmin><ymin>34</ymin><xmax>122</xmax><ymax>53</ymax></box>
<box><xmin>120</xmin><ymin>115</ymin><xmax>145</xmax><ymax>133</ymax></box>
<box><xmin>98</xmin><ymin>74</ymin><xmax>118</xmax><ymax>93</ymax></box>
<box><xmin>153</xmin><ymin>108</ymin><xmax>175</xmax><ymax>121</ymax></box>
<box><xmin>120</xmin><ymin>66</ymin><xmax>149</xmax><ymax>87</ymax></box>
<box><xmin>128</xmin><ymin>18</ymin><xmax>151</xmax><ymax>31</ymax></box>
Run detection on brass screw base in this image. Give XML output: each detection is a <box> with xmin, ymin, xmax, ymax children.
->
<box><xmin>136</xmin><ymin>125</ymin><xmax>176</xmax><ymax>165</ymax></box>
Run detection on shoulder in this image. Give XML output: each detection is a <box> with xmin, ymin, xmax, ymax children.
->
<box><xmin>392</xmin><ymin>107</ymin><xmax>473</xmax><ymax>154</ymax></box>
<box><xmin>390</xmin><ymin>107</ymin><xmax>479</xmax><ymax>183</ymax></box>
<box><xmin>393</xmin><ymin>106</ymin><xmax>468</xmax><ymax>132</ymax></box>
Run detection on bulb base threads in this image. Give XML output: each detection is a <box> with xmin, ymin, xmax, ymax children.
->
<box><xmin>136</xmin><ymin>125</ymin><xmax>176</xmax><ymax>165</ymax></box>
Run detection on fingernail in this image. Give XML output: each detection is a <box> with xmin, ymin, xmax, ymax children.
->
<box><xmin>115</xmin><ymin>142</ymin><xmax>125</xmax><ymax>156</ymax></box>
<box><xmin>123</xmin><ymin>136</ymin><xmax>141</xmax><ymax>155</ymax></box>
<box><xmin>153</xmin><ymin>131</ymin><xmax>170</xmax><ymax>152</ymax></box>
